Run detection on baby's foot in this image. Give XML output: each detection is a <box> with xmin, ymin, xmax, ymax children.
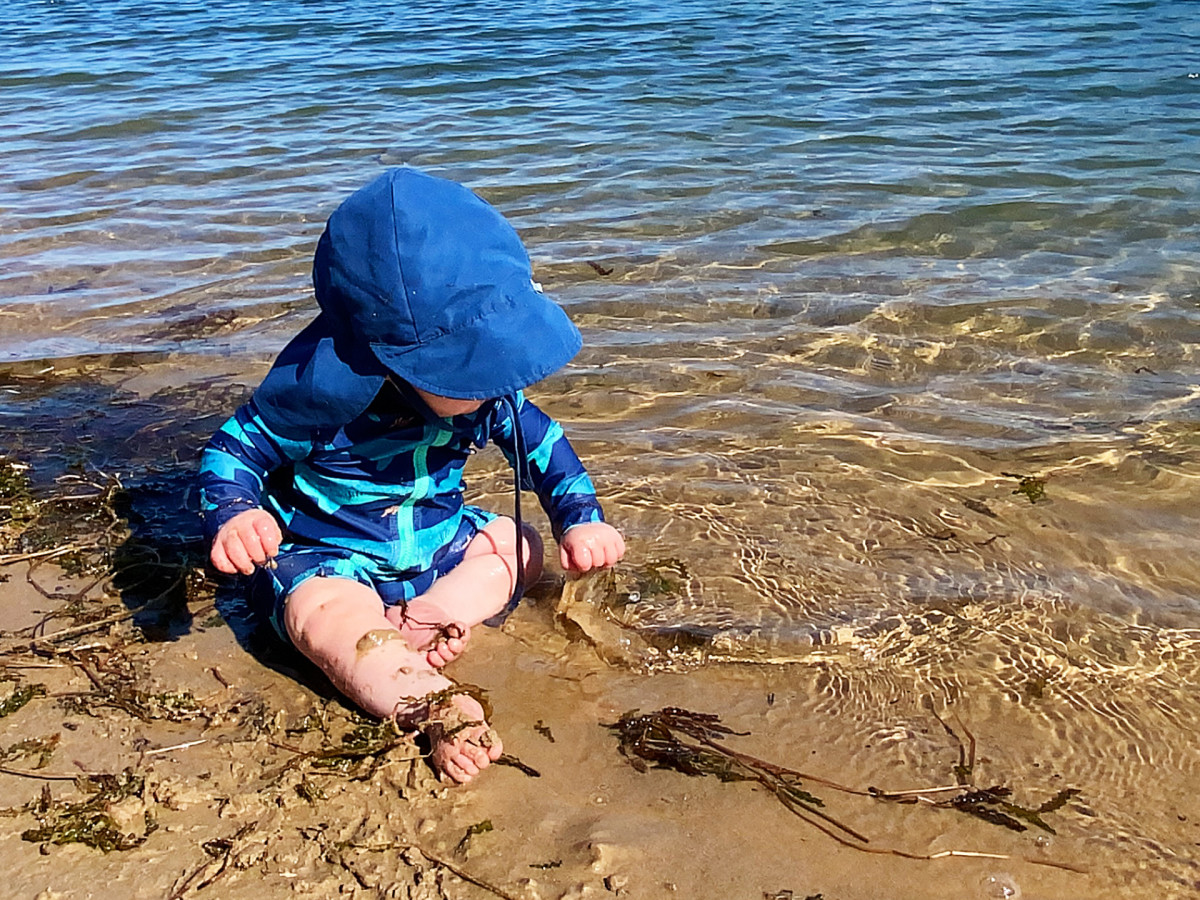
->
<box><xmin>385</xmin><ymin>600</ymin><xmax>469</xmax><ymax>668</ymax></box>
<box><xmin>423</xmin><ymin>693</ymin><xmax>503</xmax><ymax>784</ymax></box>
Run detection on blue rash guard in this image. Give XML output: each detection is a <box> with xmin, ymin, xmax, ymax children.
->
<box><xmin>197</xmin><ymin>379</ymin><xmax>604</xmax><ymax>635</ymax></box>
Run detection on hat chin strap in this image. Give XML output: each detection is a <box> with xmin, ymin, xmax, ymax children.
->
<box><xmin>482</xmin><ymin>393</ymin><xmax>526</xmax><ymax>627</ymax></box>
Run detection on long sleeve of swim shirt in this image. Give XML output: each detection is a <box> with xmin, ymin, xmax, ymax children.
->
<box><xmin>197</xmin><ymin>390</ymin><xmax>603</xmax><ymax>568</ymax></box>
<box><xmin>488</xmin><ymin>392</ymin><xmax>605</xmax><ymax>542</ymax></box>
<box><xmin>196</xmin><ymin>399</ymin><xmax>316</xmax><ymax>544</ymax></box>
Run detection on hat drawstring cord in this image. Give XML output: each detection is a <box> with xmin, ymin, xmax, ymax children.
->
<box><xmin>483</xmin><ymin>393</ymin><xmax>526</xmax><ymax>626</ymax></box>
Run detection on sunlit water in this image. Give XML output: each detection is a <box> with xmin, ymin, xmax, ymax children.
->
<box><xmin>2</xmin><ymin>1</ymin><xmax>1199</xmax><ymax>894</ymax></box>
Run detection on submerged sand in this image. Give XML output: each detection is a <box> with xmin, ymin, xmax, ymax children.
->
<box><xmin>1</xmin><ymin>550</ymin><xmax>1198</xmax><ymax>900</ymax></box>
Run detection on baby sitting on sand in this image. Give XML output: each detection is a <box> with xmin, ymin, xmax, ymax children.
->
<box><xmin>197</xmin><ymin>168</ymin><xmax>625</xmax><ymax>783</ymax></box>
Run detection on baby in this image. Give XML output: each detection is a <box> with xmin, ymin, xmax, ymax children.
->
<box><xmin>198</xmin><ymin>168</ymin><xmax>625</xmax><ymax>783</ymax></box>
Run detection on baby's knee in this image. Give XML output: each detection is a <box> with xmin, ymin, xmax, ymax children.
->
<box><xmin>499</xmin><ymin>519</ymin><xmax>545</xmax><ymax>582</ymax></box>
<box><xmin>282</xmin><ymin>587</ymin><xmax>317</xmax><ymax>635</ymax></box>
<box><xmin>466</xmin><ymin>518</ymin><xmax>544</xmax><ymax>587</ymax></box>
<box><xmin>282</xmin><ymin>577</ymin><xmax>367</xmax><ymax>643</ymax></box>
<box><xmin>473</xmin><ymin>517</ymin><xmax>540</xmax><ymax>557</ymax></box>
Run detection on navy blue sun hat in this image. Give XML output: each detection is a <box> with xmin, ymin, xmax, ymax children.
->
<box><xmin>252</xmin><ymin>168</ymin><xmax>582</xmax><ymax>438</ymax></box>
<box><xmin>315</xmin><ymin>167</ymin><xmax>581</xmax><ymax>400</ymax></box>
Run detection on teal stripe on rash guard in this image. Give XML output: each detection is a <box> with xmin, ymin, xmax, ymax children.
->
<box><xmin>390</xmin><ymin>500</ymin><xmax>416</xmax><ymax>569</ymax></box>
<box><xmin>199</xmin><ymin>448</ymin><xmax>262</xmax><ymax>495</ymax></box>
<box><xmin>225</xmin><ymin>408</ymin><xmax>314</xmax><ymax>461</ymax></box>
<box><xmin>292</xmin><ymin>463</ymin><xmax>409</xmax><ymax>511</ymax></box>
<box><xmin>548</xmin><ymin>470</ymin><xmax>597</xmax><ymax>502</ymax></box>
<box><xmin>527</xmin><ymin>419</ymin><xmax>563</xmax><ymax>472</ymax></box>
<box><xmin>391</xmin><ymin>439</ymin><xmax>431</xmax><ymax>567</ymax></box>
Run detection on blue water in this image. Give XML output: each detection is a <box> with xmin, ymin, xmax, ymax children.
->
<box><xmin>2</xmin><ymin>4</ymin><xmax>1200</xmax><ymax>892</ymax></box>
<box><xmin>3</xmin><ymin>1</ymin><xmax>1198</xmax><ymax>365</ymax></box>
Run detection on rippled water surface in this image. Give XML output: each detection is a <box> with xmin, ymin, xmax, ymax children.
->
<box><xmin>2</xmin><ymin>1</ymin><xmax>1200</xmax><ymax>894</ymax></box>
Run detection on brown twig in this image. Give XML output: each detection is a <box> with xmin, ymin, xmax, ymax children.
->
<box><xmin>0</xmin><ymin>544</ymin><xmax>89</xmax><ymax>567</ymax></box>
<box><xmin>349</xmin><ymin>840</ymin><xmax>524</xmax><ymax>900</ymax></box>
<box><xmin>494</xmin><ymin>753</ymin><xmax>541</xmax><ymax>777</ymax></box>
<box><xmin>700</xmin><ymin>734</ymin><xmax>867</xmax><ymax>796</ymax></box>
<box><xmin>165</xmin><ymin>821</ymin><xmax>258</xmax><ymax>900</ymax></box>
<box><xmin>780</xmin><ymin>795</ymin><xmax>1085</xmax><ymax>872</ymax></box>
<box><xmin>72</xmin><ymin>655</ymin><xmax>109</xmax><ymax>689</ymax></box>
<box><xmin>2</xmin><ymin>607</ymin><xmax>139</xmax><ymax>653</ymax></box>
<box><xmin>0</xmin><ymin>764</ymin><xmax>85</xmax><ymax>782</ymax></box>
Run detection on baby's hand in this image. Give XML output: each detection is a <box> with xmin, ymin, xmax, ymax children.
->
<box><xmin>560</xmin><ymin>522</ymin><xmax>626</xmax><ymax>573</ymax></box>
<box><xmin>210</xmin><ymin>509</ymin><xmax>282</xmax><ymax>575</ymax></box>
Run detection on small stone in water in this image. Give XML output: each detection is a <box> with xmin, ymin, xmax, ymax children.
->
<box><xmin>983</xmin><ymin>873</ymin><xmax>1021</xmax><ymax>899</ymax></box>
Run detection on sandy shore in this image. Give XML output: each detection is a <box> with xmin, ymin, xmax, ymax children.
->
<box><xmin>4</xmin><ymin>548</ymin><xmax>1191</xmax><ymax>900</ymax></box>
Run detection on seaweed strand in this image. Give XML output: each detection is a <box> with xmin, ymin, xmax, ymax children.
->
<box><xmin>609</xmin><ymin>707</ymin><xmax>1084</xmax><ymax>872</ymax></box>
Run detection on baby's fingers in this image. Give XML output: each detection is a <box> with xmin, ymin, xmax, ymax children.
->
<box><xmin>210</xmin><ymin>541</ymin><xmax>238</xmax><ymax>575</ymax></box>
<box><xmin>253</xmin><ymin>516</ymin><xmax>281</xmax><ymax>557</ymax></box>
<box><xmin>236</xmin><ymin>525</ymin><xmax>273</xmax><ymax>568</ymax></box>
<box><xmin>561</xmin><ymin>543</ymin><xmax>592</xmax><ymax>572</ymax></box>
<box><xmin>599</xmin><ymin>532</ymin><xmax>626</xmax><ymax>568</ymax></box>
<box><xmin>215</xmin><ymin>534</ymin><xmax>256</xmax><ymax>575</ymax></box>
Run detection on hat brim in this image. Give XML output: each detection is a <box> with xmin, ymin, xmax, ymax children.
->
<box><xmin>370</xmin><ymin>287</ymin><xmax>582</xmax><ymax>400</ymax></box>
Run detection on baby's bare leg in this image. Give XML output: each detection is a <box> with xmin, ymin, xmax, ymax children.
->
<box><xmin>284</xmin><ymin>575</ymin><xmax>501</xmax><ymax>783</ymax></box>
<box><xmin>385</xmin><ymin>518</ymin><xmax>543</xmax><ymax>667</ymax></box>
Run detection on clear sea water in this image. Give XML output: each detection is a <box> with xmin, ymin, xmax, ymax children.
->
<box><xmin>2</xmin><ymin>1</ymin><xmax>1200</xmax><ymax>894</ymax></box>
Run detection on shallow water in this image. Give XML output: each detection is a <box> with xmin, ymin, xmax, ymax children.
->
<box><xmin>2</xmin><ymin>1</ymin><xmax>1200</xmax><ymax>894</ymax></box>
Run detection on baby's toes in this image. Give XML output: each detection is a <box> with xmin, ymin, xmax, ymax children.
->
<box><xmin>457</xmin><ymin>749</ymin><xmax>485</xmax><ymax>777</ymax></box>
<box><xmin>428</xmin><ymin>636</ymin><xmax>466</xmax><ymax>668</ymax></box>
<box><xmin>463</xmin><ymin>739</ymin><xmax>492</xmax><ymax>768</ymax></box>
<box><xmin>440</xmin><ymin>756</ymin><xmax>475</xmax><ymax>784</ymax></box>
<box><xmin>468</xmin><ymin>725</ymin><xmax>503</xmax><ymax>762</ymax></box>
<box><xmin>425</xmin><ymin>641</ymin><xmax>457</xmax><ymax>668</ymax></box>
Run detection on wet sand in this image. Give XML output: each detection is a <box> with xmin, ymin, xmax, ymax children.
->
<box><xmin>2</xmin><ymin>555</ymin><xmax>1197</xmax><ymax>900</ymax></box>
